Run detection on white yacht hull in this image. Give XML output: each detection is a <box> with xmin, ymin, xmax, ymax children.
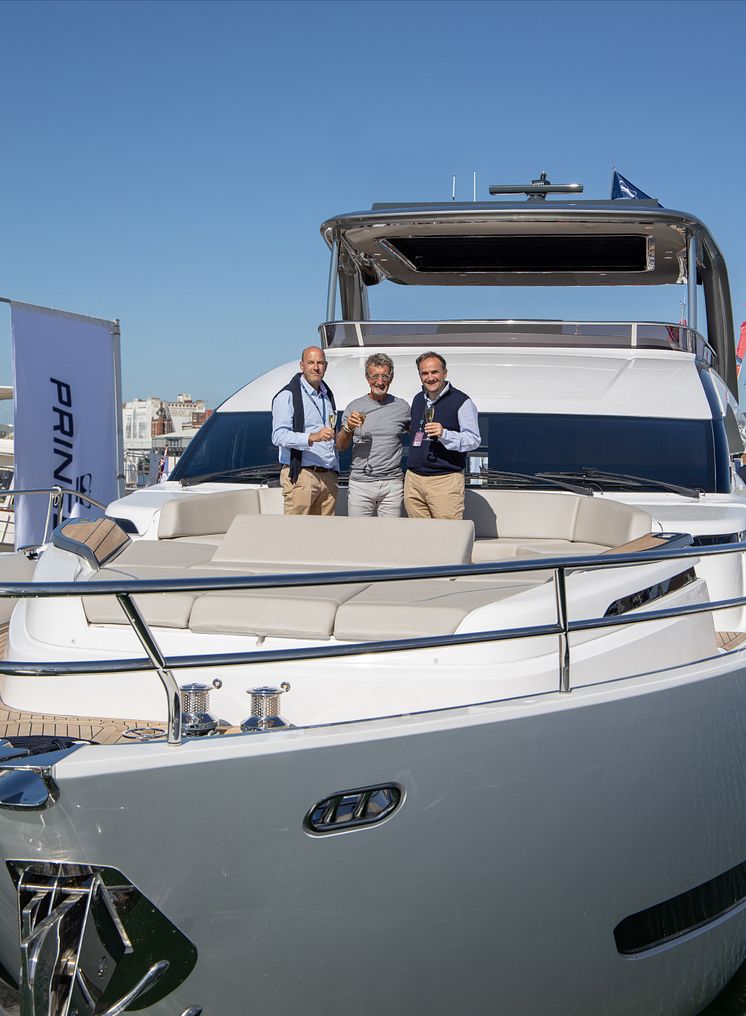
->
<box><xmin>1</xmin><ymin>652</ymin><xmax>746</xmax><ymax>1014</ymax></box>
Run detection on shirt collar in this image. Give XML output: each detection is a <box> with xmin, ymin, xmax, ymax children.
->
<box><xmin>300</xmin><ymin>375</ymin><xmax>325</xmax><ymax>398</ymax></box>
<box><xmin>425</xmin><ymin>381</ymin><xmax>451</xmax><ymax>404</ymax></box>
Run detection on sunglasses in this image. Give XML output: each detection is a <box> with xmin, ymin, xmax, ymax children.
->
<box><xmin>367</xmin><ymin>373</ymin><xmax>392</xmax><ymax>383</ymax></box>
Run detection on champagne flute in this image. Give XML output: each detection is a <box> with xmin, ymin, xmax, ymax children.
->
<box><xmin>357</xmin><ymin>411</ymin><xmax>367</xmax><ymax>431</ymax></box>
<box><xmin>328</xmin><ymin>410</ymin><xmax>337</xmax><ymax>430</ymax></box>
<box><xmin>424</xmin><ymin>404</ymin><xmax>435</xmax><ymax>439</ymax></box>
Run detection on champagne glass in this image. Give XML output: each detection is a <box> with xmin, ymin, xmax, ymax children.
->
<box><xmin>424</xmin><ymin>404</ymin><xmax>435</xmax><ymax>438</ymax></box>
<box><xmin>328</xmin><ymin>410</ymin><xmax>337</xmax><ymax>430</ymax></box>
<box><xmin>357</xmin><ymin>411</ymin><xmax>367</xmax><ymax>430</ymax></box>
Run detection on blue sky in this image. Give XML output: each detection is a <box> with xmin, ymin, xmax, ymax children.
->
<box><xmin>1</xmin><ymin>0</ymin><xmax>744</xmax><ymax>413</ymax></box>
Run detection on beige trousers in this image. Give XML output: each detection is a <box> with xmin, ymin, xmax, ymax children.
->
<box><xmin>404</xmin><ymin>471</ymin><xmax>465</xmax><ymax>520</ymax></box>
<box><xmin>280</xmin><ymin>466</ymin><xmax>338</xmax><ymax>516</ymax></box>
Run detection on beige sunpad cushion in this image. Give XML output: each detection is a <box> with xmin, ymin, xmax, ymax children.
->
<box><xmin>113</xmin><ymin>540</ymin><xmax>216</xmax><ymax>569</ymax></box>
<box><xmin>213</xmin><ymin>515</ymin><xmax>475</xmax><ymax>568</ymax></box>
<box><xmin>82</xmin><ymin>566</ymin><xmax>201</xmax><ymax>628</ymax></box>
<box><xmin>472</xmin><ymin>539</ymin><xmax>608</xmax><ymax>563</ymax></box>
<box><xmin>464</xmin><ymin>490</ymin><xmax>582</xmax><ymax>540</ymax></box>
<box><xmin>464</xmin><ymin>489</ymin><xmax>652</xmax><ymax>546</ymax></box>
<box><xmin>334</xmin><ymin>578</ymin><xmax>540</xmax><ymax>641</ymax></box>
<box><xmin>574</xmin><ymin>497</ymin><xmax>651</xmax><ymax>546</ymax></box>
<box><xmin>157</xmin><ymin>488</ymin><xmax>262</xmax><ymax>539</ymax></box>
<box><xmin>189</xmin><ymin>584</ymin><xmax>369</xmax><ymax>638</ymax></box>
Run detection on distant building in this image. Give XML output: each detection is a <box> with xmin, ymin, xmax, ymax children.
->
<box><xmin>123</xmin><ymin>393</ymin><xmax>212</xmax><ymax>486</ymax></box>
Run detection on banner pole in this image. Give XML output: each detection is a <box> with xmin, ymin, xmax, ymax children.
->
<box><xmin>112</xmin><ymin>319</ymin><xmax>125</xmax><ymax>498</ymax></box>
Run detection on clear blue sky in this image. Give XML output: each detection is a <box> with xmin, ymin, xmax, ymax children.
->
<box><xmin>1</xmin><ymin>0</ymin><xmax>744</xmax><ymax>413</ymax></box>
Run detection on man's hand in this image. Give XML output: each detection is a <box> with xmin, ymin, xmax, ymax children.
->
<box><xmin>346</xmin><ymin>411</ymin><xmax>364</xmax><ymax>431</ymax></box>
<box><xmin>309</xmin><ymin>427</ymin><xmax>334</xmax><ymax>444</ymax></box>
<box><xmin>424</xmin><ymin>422</ymin><xmax>444</xmax><ymax>439</ymax></box>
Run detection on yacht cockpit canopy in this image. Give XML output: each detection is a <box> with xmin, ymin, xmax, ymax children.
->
<box><xmin>320</xmin><ymin>199</ymin><xmax>736</xmax><ymax>393</ymax></box>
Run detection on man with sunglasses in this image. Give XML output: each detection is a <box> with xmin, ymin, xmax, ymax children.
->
<box><xmin>336</xmin><ymin>353</ymin><xmax>410</xmax><ymax>516</ymax></box>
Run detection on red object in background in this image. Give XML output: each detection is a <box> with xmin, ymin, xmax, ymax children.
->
<box><xmin>737</xmin><ymin>321</ymin><xmax>746</xmax><ymax>378</ymax></box>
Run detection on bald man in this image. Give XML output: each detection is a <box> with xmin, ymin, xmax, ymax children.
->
<box><xmin>271</xmin><ymin>346</ymin><xmax>339</xmax><ymax>515</ymax></box>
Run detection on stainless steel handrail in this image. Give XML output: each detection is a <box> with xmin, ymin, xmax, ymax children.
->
<box><xmin>319</xmin><ymin>319</ymin><xmax>717</xmax><ymax>363</ymax></box>
<box><xmin>0</xmin><ymin>486</ymin><xmax>106</xmax><ymax>511</ymax></box>
<box><xmin>0</xmin><ymin>486</ymin><xmax>107</xmax><ymax>547</ymax></box>
<box><xmin>0</xmin><ymin>538</ymin><xmax>743</xmax><ymax>745</ymax></box>
<box><xmin>0</xmin><ymin>539</ymin><xmax>734</xmax><ymax>597</ymax></box>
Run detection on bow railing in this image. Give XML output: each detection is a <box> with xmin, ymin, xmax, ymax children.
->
<box><xmin>0</xmin><ymin>538</ymin><xmax>743</xmax><ymax>745</ymax></box>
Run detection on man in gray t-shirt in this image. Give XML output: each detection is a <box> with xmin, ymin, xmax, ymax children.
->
<box><xmin>336</xmin><ymin>353</ymin><xmax>410</xmax><ymax>517</ymax></box>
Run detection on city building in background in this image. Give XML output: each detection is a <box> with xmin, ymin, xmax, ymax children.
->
<box><xmin>123</xmin><ymin>393</ymin><xmax>211</xmax><ymax>487</ymax></box>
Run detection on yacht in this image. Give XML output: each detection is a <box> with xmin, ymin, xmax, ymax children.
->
<box><xmin>0</xmin><ymin>176</ymin><xmax>746</xmax><ymax>1015</ymax></box>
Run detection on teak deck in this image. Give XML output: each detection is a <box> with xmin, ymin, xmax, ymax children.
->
<box><xmin>0</xmin><ymin>623</ymin><xmax>162</xmax><ymax>744</ymax></box>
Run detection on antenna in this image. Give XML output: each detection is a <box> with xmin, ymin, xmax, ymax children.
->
<box><xmin>473</xmin><ymin>171</ymin><xmax>477</xmax><ymax>202</ymax></box>
<box><xmin>489</xmin><ymin>171</ymin><xmax>583</xmax><ymax>202</ymax></box>
<box><xmin>451</xmin><ymin>175</ymin><xmax>456</xmax><ymax>202</ymax></box>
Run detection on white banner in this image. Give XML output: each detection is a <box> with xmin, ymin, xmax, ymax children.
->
<box><xmin>10</xmin><ymin>302</ymin><xmax>122</xmax><ymax>548</ymax></box>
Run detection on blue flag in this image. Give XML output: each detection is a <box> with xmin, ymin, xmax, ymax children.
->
<box><xmin>611</xmin><ymin>170</ymin><xmax>651</xmax><ymax>200</ymax></box>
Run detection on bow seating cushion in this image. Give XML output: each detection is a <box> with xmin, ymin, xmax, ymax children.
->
<box><xmin>157</xmin><ymin>489</ymin><xmax>262</xmax><ymax>539</ymax></box>
<box><xmin>84</xmin><ymin>495</ymin><xmax>652</xmax><ymax>637</ymax></box>
<box><xmin>464</xmin><ymin>490</ymin><xmax>651</xmax><ymax>562</ymax></box>
<box><xmin>189</xmin><ymin>584</ymin><xmax>370</xmax><ymax>639</ymax></box>
<box><xmin>81</xmin><ymin>542</ymin><xmax>218</xmax><ymax>627</ymax></box>
<box><xmin>333</xmin><ymin>578</ymin><xmax>543</xmax><ymax>641</ymax></box>
<box><xmin>210</xmin><ymin>515</ymin><xmax>475</xmax><ymax>569</ymax></box>
<box><xmin>83</xmin><ymin>516</ymin><xmax>475</xmax><ymax>634</ymax></box>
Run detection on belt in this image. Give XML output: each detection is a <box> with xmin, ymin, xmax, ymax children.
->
<box><xmin>302</xmin><ymin>465</ymin><xmax>338</xmax><ymax>474</ymax></box>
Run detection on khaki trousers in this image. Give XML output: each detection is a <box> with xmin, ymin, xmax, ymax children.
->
<box><xmin>404</xmin><ymin>471</ymin><xmax>465</xmax><ymax>520</ymax></box>
<box><xmin>280</xmin><ymin>466</ymin><xmax>338</xmax><ymax>516</ymax></box>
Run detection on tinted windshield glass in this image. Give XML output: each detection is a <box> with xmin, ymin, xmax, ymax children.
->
<box><xmin>480</xmin><ymin>414</ymin><xmax>719</xmax><ymax>491</ymax></box>
<box><xmin>171</xmin><ymin>410</ymin><xmax>721</xmax><ymax>491</ymax></box>
<box><xmin>170</xmin><ymin>412</ymin><xmax>278</xmax><ymax>481</ymax></box>
<box><xmin>170</xmin><ymin>412</ymin><xmax>354</xmax><ymax>482</ymax></box>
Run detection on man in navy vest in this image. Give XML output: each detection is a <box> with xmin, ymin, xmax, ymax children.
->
<box><xmin>405</xmin><ymin>351</ymin><xmax>480</xmax><ymax>520</ymax></box>
<box><xmin>271</xmin><ymin>346</ymin><xmax>339</xmax><ymax>514</ymax></box>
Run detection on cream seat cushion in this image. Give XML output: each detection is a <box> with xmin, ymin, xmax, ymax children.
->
<box><xmin>189</xmin><ymin>584</ymin><xmax>369</xmax><ymax>639</ymax></box>
<box><xmin>82</xmin><ymin>566</ymin><xmax>200</xmax><ymax>628</ymax></box>
<box><xmin>157</xmin><ymin>489</ymin><xmax>261</xmax><ymax>539</ymax></box>
<box><xmin>334</xmin><ymin>578</ymin><xmax>540</xmax><ymax>641</ymax></box>
<box><xmin>113</xmin><ymin>540</ymin><xmax>216</xmax><ymax>569</ymax></box>
<box><xmin>464</xmin><ymin>490</ymin><xmax>581</xmax><ymax>539</ymax></box>
<box><xmin>212</xmin><ymin>515</ymin><xmax>475</xmax><ymax>568</ymax></box>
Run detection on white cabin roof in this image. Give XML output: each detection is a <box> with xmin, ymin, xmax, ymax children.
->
<box><xmin>219</xmin><ymin>347</ymin><xmax>711</xmax><ymax>420</ymax></box>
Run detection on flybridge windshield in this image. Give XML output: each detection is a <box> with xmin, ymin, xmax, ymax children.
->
<box><xmin>171</xmin><ymin>410</ymin><xmax>726</xmax><ymax>492</ymax></box>
<box><xmin>320</xmin><ymin>320</ymin><xmax>715</xmax><ymax>364</ymax></box>
<box><xmin>386</xmin><ymin>235</ymin><xmax>650</xmax><ymax>273</ymax></box>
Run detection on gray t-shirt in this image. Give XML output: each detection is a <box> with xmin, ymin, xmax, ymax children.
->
<box><xmin>342</xmin><ymin>395</ymin><xmax>410</xmax><ymax>482</ymax></box>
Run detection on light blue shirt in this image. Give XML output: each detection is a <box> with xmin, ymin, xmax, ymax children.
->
<box><xmin>271</xmin><ymin>376</ymin><xmax>339</xmax><ymax>470</ymax></box>
<box><xmin>426</xmin><ymin>383</ymin><xmax>481</xmax><ymax>453</ymax></box>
